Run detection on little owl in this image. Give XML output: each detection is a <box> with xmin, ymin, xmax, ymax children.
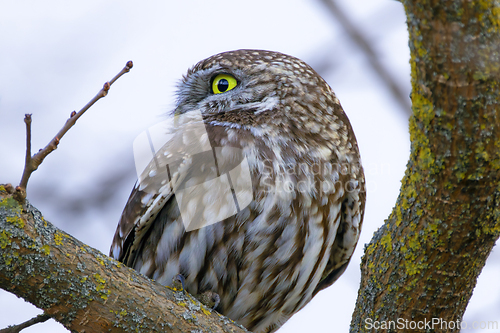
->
<box><xmin>110</xmin><ymin>49</ymin><xmax>365</xmax><ymax>333</ymax></box>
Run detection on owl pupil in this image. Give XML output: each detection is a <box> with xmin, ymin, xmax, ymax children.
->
<box><xmin>218</xmin><ymin>79</ymin><xmax>229</xmax><ymax>92</ymax></box>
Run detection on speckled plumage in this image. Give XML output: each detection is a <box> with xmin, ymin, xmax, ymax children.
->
<box><xmin>110</xmin><ymin>49</ymin><xmax>365</xmax><ymax>333</ymax></box>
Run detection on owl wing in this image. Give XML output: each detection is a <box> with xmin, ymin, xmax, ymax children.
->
<box><xmin>110</xmin><ymin>111</ymin><xmax>215</xmax><ymax>266</ymax></box>
<box><xmin>109</xmin><ymin>155</ymin><xmax>193</xmax><ymax>267</ymax></box>
<box><xmin>313</xmin><ymin>176</ymin><xmax>366</xmax><ymax>296</ymax></box>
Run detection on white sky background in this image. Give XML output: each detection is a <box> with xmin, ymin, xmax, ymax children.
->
<box><xmin>1</xmin><ymin>1</ymin><xmax>499</xmax><ymax>332</ymax></box>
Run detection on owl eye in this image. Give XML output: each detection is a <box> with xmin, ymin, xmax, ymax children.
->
<box><xmin>212</xmin><ymin>74</ymin><xmax>238</xmax><ymax>94</ymax></box>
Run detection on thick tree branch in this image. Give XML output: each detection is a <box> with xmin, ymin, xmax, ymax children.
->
<box><xmin>351</xmin><ymin>1</ymin><xmax>500</xmax><ymax>332</ymax></box>
<box><xmin>0</xmin><ymin>185</ymin><xmax>247</xmax><ymax>333</ymax></box>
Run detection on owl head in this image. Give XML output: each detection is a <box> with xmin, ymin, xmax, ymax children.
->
<box><xmin>173</xmin><ymin>49</ymin><xmax>346</xmax><ymax>139</ymax></box>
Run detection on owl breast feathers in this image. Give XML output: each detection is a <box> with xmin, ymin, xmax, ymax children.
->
<box><xmin>110</xmin><ymin>49</ymin><xmax>365</xmax><ymax>333</ymax></box>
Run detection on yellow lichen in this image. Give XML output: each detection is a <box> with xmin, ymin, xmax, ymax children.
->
<box><xmin>410</xmin><ymin>28</ymin><xmax>427</xmax><ymax>59</ymax></box>
<box><xmin>412</xmin><ymin>94</ymin><xmax>434</xmax><ymax>126</ymax></box>
<box><xmin>101</xmin><ymin>290</ymin><xmax>111</xmax><ymax>300</ymax></box>
<box><xmin>93</xmin><ymin>273</ymin><xmax>110</xmax><ymax>300</ymax></box>
<box><xmin>408</xmin><ymin>235</ymin><xmax>420</xmax><ymax>251</ymax></box>
<box><xmin>41</xmin><ymin>244</ymin><xmax>50</xmax><ymax>255</ymax></box>
<box><xmin>54</xmin><ymin>232</ymin><xmax>63</xmax><ymax>246</ymax></box>
<box><xmin>6</xmin><ymin>216</ymin><xmax>24</xmax><ymax>228</ymax></box>
<box><xmin>94</xmin><ymin>273</ymin><xmax>106</xmax><ymax>291</ymax></box>
<box><xmin>97</xmin><ymin>257</ymin><xmax>105</xmax><ymax>266</ymax></box>
<box><xmin>395</xmin><ymin>207</ymin><xmax>403</xmax><ymax>227</ymax></box>
<box><xmin>365</xmin><ymin>243</ymin><xmax>376</xmax><ymax>256</ymax></box>
<box><xmin>0</xmin><ymin>230</ymin><xmax>12</xmax><ymax>249</ymax></box>
<box><xmin>200</xmin><ymin>306</ymin><xmax>211</xmax><ymax>316</ymax></box>
<box><xmin>405</xmin><ymin>261</ymin><xmax>421</xmax><ymax>276</ymax></box>
<box><xmin>381</xmin><ymin>233</ymin><xmax>393</xmax><ymax>252</ymax></box>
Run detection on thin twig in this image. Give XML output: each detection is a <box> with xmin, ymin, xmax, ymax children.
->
<box><xmin>0</xmin><ymin>314</ymin><xmax>51</xmax><ymax>333</ymax></box>
<box><xmin>15</xmin><ymin>61</ymin><xmax>133</xmax><ymax>201</ymax></box>
<box><xmin>24</xmin><ymin>114</ymin><xmax>32</xmax><ymax>172</ymax></box>
<box><xmin>317</xmin><ymin>0</ymin><xmax>411</xmax><ymax>117</ymax></box>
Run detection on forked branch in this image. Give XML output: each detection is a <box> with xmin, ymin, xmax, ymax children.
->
<box><xmin>15</xmin><ymin>61</ymin><xmax>133</xmax><ymax>202</ymax></box>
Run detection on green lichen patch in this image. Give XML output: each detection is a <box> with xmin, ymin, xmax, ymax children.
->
<box><xmin>0</xmin><ymin>197</ymin><xmax>22</xmax><ymax>214</ymax></box>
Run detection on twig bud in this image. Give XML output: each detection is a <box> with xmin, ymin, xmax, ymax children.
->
<box><xmin>14</xmin><ymin>186</ymin><xmax>27</xmax><ymax>202</ymax></box>
<box><xmin>4</xmin><ymin>183</ymin><xmax>15</xmax><ymax>194</ymax></box>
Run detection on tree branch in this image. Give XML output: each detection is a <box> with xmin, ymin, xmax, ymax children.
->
<box><xmin>351</xmin><ymin>1</ymin><xmax>500</xmax><ymax>331</ymax></box>
<box><xmin>0</xmin><ymin>314</ymin><xmax>50</xmax><ymax>333</ymax></box>
<box><xmin>317</xmin><ymin>0</ymin><xmax>412</xmax><ymax>117</ymax></box>
<box><xmin>16</xmin><ymin>61</ymin><xmax>134</xmax><ymax>200</ymax></box>
<box><xmin>0</xmin><ymin>186</ymin><xmax>247</xmax><ymax>333</ymax></box>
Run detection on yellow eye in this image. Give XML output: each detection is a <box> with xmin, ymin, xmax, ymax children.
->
<box><xmin>212</xmin><ymin>74</ymin><xmax>238</xmax><ymax>94</ymax></box>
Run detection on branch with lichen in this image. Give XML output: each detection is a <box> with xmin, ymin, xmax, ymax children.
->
<box><xmin>15</xmin><ymin>61</ymin><xmax>134</xmax><ymax>202</ymax></box>
<box><xmin>351</xmin><ymin>1</ymin><xmax>500</xmax><ymax>332</ymax></box>
<box><xmin>0</xmin><ymin>186</ymin><xmax>247</xmax><ymax>333</ymax></box>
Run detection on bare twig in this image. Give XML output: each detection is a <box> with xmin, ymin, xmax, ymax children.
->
<box><xmin>317</xmin><ymin>0</ymin><xmax>411</xmax><ymax>117</ymax></box>
<box><xmin>0</xmin><ymin>314</ymin><xmax>50</xmax><ymax>333</ymax></box>
<box><xmin>15</xmin><ymin>61</ymin><xmax>133</xmax><ymax>201</ymax></box>
<box><xmin>24</xmin><ymin>114</ymin><xmax>32</xmax><ymax>175</ymax></box>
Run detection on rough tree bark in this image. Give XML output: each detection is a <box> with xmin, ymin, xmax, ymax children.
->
<box><xmin>351</xmin><ymin>0</ymin><xmax>500</xmax><ymax>332</ymax></box>
<box><xmin>0</xmin><ymin>185</ymin><xmax>246</xmax><ymax>333</ymax></box>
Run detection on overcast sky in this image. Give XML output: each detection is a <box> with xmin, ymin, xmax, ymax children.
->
<box><xmin>1</xmin><ymin>1</ymin><xmax>499</xmax><ymax>332</ymax></box>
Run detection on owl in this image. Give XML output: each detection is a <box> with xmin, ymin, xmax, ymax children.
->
<box><xmin>110</xmin><ymin>49</ymin><xmax>365</xmax><ymax>333</ymax></box>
